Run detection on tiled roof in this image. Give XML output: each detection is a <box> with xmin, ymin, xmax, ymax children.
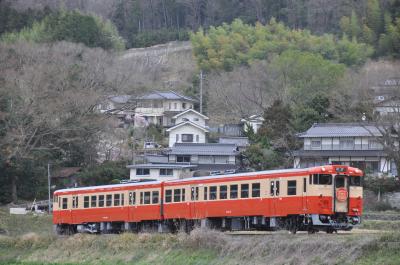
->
<box><xmin>219</xmin><ymin>136</ymin><xmax>249</xmax><ymax>146</ymax></box>
<box><xmin>108</xmin><ymin>95</ymin><xmax>131</xmax><ymax>104</ymax></box>
<box><xmin>166</xmin><ymin>121</ymin><xmax>209</xmax><ymax>132</ymax></box>
<box><xmin>299</xmin><ymin>123</ymin><xmax>382</xmax><ymax>138</ymax></box>
<box><xmin>293</xmin><ymin>150</ymin><xmax>387</xmax><ymax>157</ymax></box>
<box><xmin>126</xmin><ymin>164</ymin><xmax>196</xmax><ymax>169</ymax></box>
<box><xmin>169</xmin><ymin>143</ymin><xmax>239</xmax><ymax>156</ymax></box>
<box><xmin>137</xmin><ymin>91</ymin><xmax>197</xmax><ymax>102</ymax></box>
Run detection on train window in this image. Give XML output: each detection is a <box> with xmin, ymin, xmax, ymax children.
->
<box><xmin>182</xmin><ymin>188</ymin><xmax>186</xmax><ymax>201</ymax></box>
<box><xmin>62</xmin><ymin>197</ymin><xmax>68</xmax><ymax>209</ymax></box>
<box><xmin>114</xmin><ymin>194</ymin><xmax>121</xmax><ymax>206</ymax></box>
<box><xmin>152</xmin><ymin>191</ymin><xmax>159</xmax><ymax>204</ymax></box>
<box><xmin>84</xmin><ymin>196</ymin><xmax>89</xmax><ymax>208</ymax></box>
<box><xmin>58</xmin><ymin>197</ymin><xmax>61</xmax><ymax>209</ymax></box>
<box><xmin>309</xmin><ymin>175</ymin><xmax>312</xmax><ymax>185</ymax></box>
<box><xmin>288</xmin><ymin>180</ymin><xmax>297</xmax><ymax>195</ymax></box>
<box><xmin>129</xmin><ymin>192</ymin><xmax>135</xmax><ymax>205</ymax></box>
<box><xmin>220</xmin><ymin>185</ymin><xmax>228</xmax><ymax>199</ymax></box>
<box><xmin>121</xmin><ymin>193</ymin><xmax>125</xmax><ymax>206</ymax></box>
<box><xmin>106</xmin><ymin>194</ymin><xmax>112</xmax><ymax>206</ymax></box>
<box><xmin>91</xmin><ymin>195</ymin><xmax>97</xmax><ymax>207</ymax></box>
<box><xmin>276</xmin><ymin>181</ymin><xmax>280</xmax><ymax>196</ymax></box>
<box><xmin>335</xmin><ymin>176</ymin><xmax>345</xmax><ymax>188</ymax></box>
<box><xmin>350</xmin><ymin>176</ymin><xmax>362</xmax><ymax>186</ymax></box>
<box><xmin>140</xmin><ymin>192</ymin><xmax>143</xmax><ymax>204</ymax></box>
<box><xmin>99</xmin><ymin>195</ymin><xmax>105</xmax><ymax>207</ymax></box>
<box><xmin>303</xmin><ymin>178</ymin><xmax>307</xmax><ymax>193</ymax></box>
<box><xmin>210</xmin><ymin>186</ymin><xmax>217</xmax><ymax>200</ymax></box>
<box><xmin>143</xmin><ymin>192</ymin><xmax>151</xmax><ymax>204</ymax></box>
<box><xmin>191</xmin><ymin>187</ymin><xmax>199</xmax><ymax>201</ymax></box>
<box><xmin>270</xmin><ymin>181</ymin><xmax>274</xmax><ymax>196</ymax></box>
<box><xmin>241</xmin><ymin>184</ymin><xmax>249</xmax><ymax>198</ymax></box>
<box><xmin>174</xmin><ymin>189</ymin><xmax>181</xmax><ymax>202</ymax></box>
<box><xmin>230</xmin><ymin>185</ymin><xmax>238</xmax><ymax>199</ymax></box>
<box><xmin>204</xmin><ymin>187</ymin><xmax>208</xmax><ymax>200</ymax></box>
<box><xmin>252</xmin><ymin>183</ymin><xmax>260</xmax><ymax>197</ymax></box>
<box><xmin>72</xmin><ymin>196</ymin><xmax>78</xmax><ymax>208</ymax></box>
<box><xmin>313</xmin><ymin>174</ymin><xmax>332</xmax><ymax>185</ymax></box>
<box><xmin>165</xmin><ymin>190</ymin><xmax>172</xmax><ymax>203</ymax></box>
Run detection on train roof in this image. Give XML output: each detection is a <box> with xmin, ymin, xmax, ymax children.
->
<box><xmin>54</xmin><ymin>165</ymin><xmax>362</xmax><ymax>194</ymax></box>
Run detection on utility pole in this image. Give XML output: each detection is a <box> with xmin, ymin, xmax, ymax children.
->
<box><xmin>47</xmin><ymin>163</ymin><xmax>51</xmax><ymax>213</ymax></box>
<box><xmin>199</xmin><ymin>70</ymin><xmax>203</xmax><ymax>114</ymax></box>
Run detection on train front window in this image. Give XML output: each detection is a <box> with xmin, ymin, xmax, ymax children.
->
<box><xmin>313</xmin><ymin>174</ymin><xmax>332</xmax><ymax>185</ymax></box>
<box><xmin>335</xmin><ymin>175</ymin><xmax>345</xmax><ymax>188</ymax></box>
<box><xmin>350</xmin><ymin>176</ymin><xmax>362</xmax><ymax>186</ymax></box>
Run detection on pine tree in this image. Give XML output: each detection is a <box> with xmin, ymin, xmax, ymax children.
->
<box><xmin>366</xmin><ymin>0</ymin><xmax>382</xmax><ymax>42</ymax></box>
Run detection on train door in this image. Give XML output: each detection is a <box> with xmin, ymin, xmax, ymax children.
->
<box><xmin>334</xmin><ymin>175</ymin><xmax>348</xmax><ymax>213</ymax></box>
<box><xmin>190</xmin><ymin>185</ymin><xmax>199</xmax><ymax>219</ymax></box>
<box><xmin>128</xmin><ymin>191</ymin><xmax>136</xmax><ymax>221</ymax></box>
<box><xmin>269</xmin><ymin>179</ymin><xmax>280</xmax><ymax>216</ymax></box>
<box><xmin>302</xmin><ymin>177</ymin><xmax>308</xmax><ymax>212</ymax></box>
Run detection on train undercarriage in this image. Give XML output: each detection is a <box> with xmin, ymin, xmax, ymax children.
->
<box><xmin>54</xmin><ymin>213</ymin><xmax>361</xmax><ymax>235</ymax></box>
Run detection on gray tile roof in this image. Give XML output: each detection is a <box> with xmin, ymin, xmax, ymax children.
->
<box><xmin>219</xmin><ymin>136</ymin><xmax>249</xmax><ymax>147</ymax></box>
<box><xmin>169</xmin><ymin>143</ymin><xmax>239</xmax><ymax>156</ymax></box>
<box><xmin>108</xmin><ymin>95</ymin><xmax>131</xmax><ymax>104</ymax></box>
<box><xmin>126</xmin><ymin>163</ymin><xmax>197</xmax><ymax>169</ymax></box>
<box><xmin>299</xmin><ymin>123</ymin><xmax>382</xmax><ymax>138</ymax></box>
<box><xmin>137</xmin><ymin>91</ymin><xmax>197</xmax><ymax>102</ymax></box>
<box><xmin>293</xmin><ymin>150</ymin><xmax>387</xmax><ymax>157</ymax></box>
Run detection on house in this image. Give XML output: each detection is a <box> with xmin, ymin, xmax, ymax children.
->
<box><xmin>371</xmin><ymin>78</ymin><xmax>400</xmax><ymax>116</ymax></box>
<box><xmin>52</xmin><ymin>167</ymin><xmax>82</xmax><ymax>188</ymax></box>
<box><xmin>166</xmin><ymin>109</ymin><xmax>209</xmax><ymax>147</ymax></box>
<box><xmin>293</xmin><ymin>123</ymin><xmax>397</xmax><ymax>176</ymax></box>
<box><xmin>127</xmin><ymin>164</ymin><xmax>196</xmax><ymax>181</ymax></box>
<box><xmin>133</xmin><ymin>91</ymin><xmax>197</xmax><ymax>127</ymax></box>
<box><xmin>167</xmin><ymin>143</ymin><xmax>239</xmax><ymax>172</ymax></box>
<box><xmin>219</xmin><ymin>136</ymin><xmax>249</xmax><ymax>152</ymax></box>
<box><xmin>241</xmin><ymin>115</ymin><xmax>264</xmax><ymax>133</ymax></box>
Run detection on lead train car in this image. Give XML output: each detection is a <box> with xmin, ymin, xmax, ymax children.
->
<box><xmin>53</xmin><ymin>165</ymin><xmax>363</xmax><ymax>234</ymax></box>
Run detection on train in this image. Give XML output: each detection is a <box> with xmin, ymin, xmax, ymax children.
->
<box><xmin>53</xmin><ymin>165</ymin><xmax>363</xmax><ymax>234</ymax></box>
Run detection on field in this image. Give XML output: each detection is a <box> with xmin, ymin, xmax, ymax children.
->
<box><xmin>1</xmin><ymin>207</ymin><xmax>400</xmax><ymax>265</ymax></box>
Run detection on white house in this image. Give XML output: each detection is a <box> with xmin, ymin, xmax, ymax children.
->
<box><xmin>134</xmin><ymin>91</ymin><xmax>197</xmax><ymax>127</ymax></box>
<box><xmin>166</xmin><ymin>109</ymin><xmax>209</xmax><ymax>147</ymax></box>
<box><xmin>293</xmin><ymin>123</ymin><xmax>397</xmax><ymax>176</ymax></box>
<box><xmin>241</xmin><ymin>115</ymin><xmax>264</xmax><ymax>133</ymax></box>
<box><xmin>127</xmin><ymin>164</ymin><xmax>196</xmax><ymax>181</ymax></box>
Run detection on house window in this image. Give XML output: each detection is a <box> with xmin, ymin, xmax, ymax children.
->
<box><xmin>181</xmin><ymin>134</ymin><xmax>193</xmax><ymax>142</ymax></box>
<box><xmin>196</xmin><ymin>135</ymin><xmax>199</xmax><ymax>142</ymax></box>
<box><xmin>177</xmin><ymin>155</ymin><xmax>190</xmax><ymax>163</ymax></box>
<box><xmin>182</xmin><ymin>118</ymin><xmax>189</xmax><ymax>122</ymax></box>
<box><xmin>160</xmin><ymin>168</ymin><xmax>173</xmax><ymax>176</ymax></box>
<box><xmin>311</xmin><ymin>140</ymin><xmax>321</xmax><ymax>149</ymax></box>
<box><xmin>169</xmin><ymin>103</ymin><xmax>171</xmax><ymax>109</ymax></box>
<box><xmin>176</xmin><ymin>134</ymin><xmax>179</xmax><ymax>142</ymax></box>
<box><xmin>136</xmin><ymin>168</ymin><xmax>150</xmax><ymax>175</ymax></box>
<box><xmin>194</xmin><ymin>118</ymin><xmax>199</xmax><ymax>121</ymax></box>
<box><xmin>368</xmin><ymin>139</ymin><xmax>382</xmax><ymax>149</ymax></box>
<box><xmin>339</xmin><ymin>138</ymin><xmax>354</xmax><ymax>150</ymax></box>
<box><xmin>174</xmin><ymin>103</ymin><xmax>177</xmax><ymax>109</ymax></box>
<box><xmin>287</xmin><ymin>180</ymin><xmax>297</xmax><ymax>195</ymax></box>
<box><xmin>182</xmin><ymin>103</ymin><xmax>186</xmax><ymax>109</ymax></box>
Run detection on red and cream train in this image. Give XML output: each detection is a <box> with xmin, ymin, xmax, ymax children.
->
<box><xmin>53</xmin><ymin>165</ymin><xmax>363</xmax><ymax>234</ymax></box>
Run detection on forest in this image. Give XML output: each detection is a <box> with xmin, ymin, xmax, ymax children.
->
<box><xmin>0</xmin><ymin>0</ymin><xmax>399</xmax><ymax>203</ymax></box>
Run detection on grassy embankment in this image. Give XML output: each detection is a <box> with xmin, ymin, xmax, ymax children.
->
<box><xmin>1</xmin><ymin>207</ymin><xmax>400</xmax><ymax>265</ymax></box>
